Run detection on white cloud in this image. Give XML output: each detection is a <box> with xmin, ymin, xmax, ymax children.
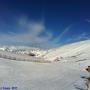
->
<box><xmin>0</xmin><ymin>18</ymin><xmax>74</xmax><ymax>49</ymax></box>
<box><xmin>85</xmin><ymin>19</ymin><xmax>90</xmax><ymax>23</ymax></box>
<box><xmin>76</xmin><ymin>32</ymin><xmax>90</xmax><ymax>40</ymax></box>
<box><xmin>52</xmin><ymin>24</ymin><xmax>72</xmax><ymax>43</ymax></box>
<box><xmin>0</xmin><ymin>17</ymin><xmax>54</xmax><ymax>48</ymax></box>
<box><xmin>35</xmin><ymin>24</ymin><xmax>73</xmax><ymax>48</ymax></box>
<box><xmin>0</xmin><ymin>17</ymin><xmax>79</xmax><ymax>49</ymax></box>
<box><xmin>66</xmin><ymin>32</ymin><xmax>90</xmax><ymax>43</ymax></box>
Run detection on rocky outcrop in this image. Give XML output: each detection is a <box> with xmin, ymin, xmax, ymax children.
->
<box><xmin>86</xmin><ymin>66</ymin><xmax>90</xmax><ymax>73</ymax></box>
<box><xmin>74</xmin><ymin>66</ymin><xmax>90</xmax><ymax>90</ymax></box>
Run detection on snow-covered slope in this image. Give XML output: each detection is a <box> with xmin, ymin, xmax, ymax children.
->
<box><xmin>0</xmin><ymin>40</ymin><xmax>90</xmax><ymax>90</ymax></box>
<box><xmin>44</xmin><ymin>40</ymin><xmax>90</xmax><ymax>61</ymax></box>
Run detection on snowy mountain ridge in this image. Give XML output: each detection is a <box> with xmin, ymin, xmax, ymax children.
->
<box><xmin>0</xmin><ymin>46</ymin><xmax>48</xmax><ymax>57</ymax></box>
<box><xmin>44</xmin><ymin>40</ymin><xmax>90</xmax><ymax>61</ymax></box>
<box><xmin>0</xmin><ymin>40</ymin><xmax>90</xmax><ymax>62</ymax></box>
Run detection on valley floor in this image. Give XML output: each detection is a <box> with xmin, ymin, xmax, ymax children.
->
<box><xmin>0</xmin><ymin>57</ymin><xmax>90</xmax><ymax>90</ymax></box>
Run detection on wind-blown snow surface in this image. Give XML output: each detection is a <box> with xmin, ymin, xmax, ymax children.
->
<box><xmin>0</xmin><ymin>40</ymin><xmax>90</xmax><ymax>90</ymax></box>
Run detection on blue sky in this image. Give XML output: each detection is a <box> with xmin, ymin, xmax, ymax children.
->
<box><xmin>0</xmin><ymin>0</ymin><xmax>90</xmax><ymax>49</ymax></box>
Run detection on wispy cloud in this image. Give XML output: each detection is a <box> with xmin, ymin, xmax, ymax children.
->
<box><xmin>40</xmin><ymin>24</ymin><xmax>73</xmax><ymax>48</ymax></box>
<box><xmin>0</xmin><ymin>17</ymin><xmax>75</xmax><ymax>49</ymax></box>
<box><xmin>52</xmin><ymin>24</ymin><xmax>72</xmax><ymax>43</ymax></box>
<box><xmin>1</xmin><ymin>17</ymin><xmax>89</xmax><ymax>49</ymax></box>
<box><xmin>66</xmin><ymin>32</ymin><xmax>90</xmax><ymax>44</ymax></box>
<box><xmin>85</xmin><ymin>19</ymin><xmax>90</xmax><ymax>23</ymax></box>
<box><xmin>0</xmin><ymin>17</ymin><xmax>54</xmax><ymax>48</ymax></box>
<box><xmin>75</xmin><ymin>32</ymin><xmax>90</xmax><ymax>40</ymax></box>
